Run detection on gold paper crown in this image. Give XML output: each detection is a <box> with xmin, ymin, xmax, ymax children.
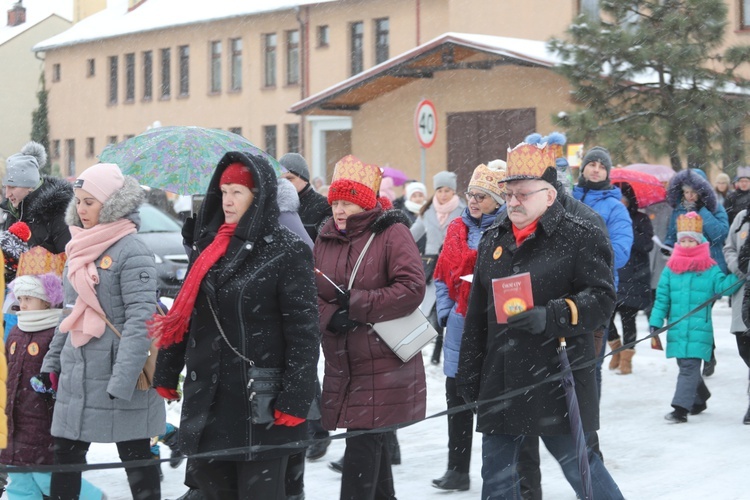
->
<box><xmin>16</xmin><ymin>247</ymin><xmax>67</xmax><ymax>278</ymax></box>
<box><xmin>676</xmin><ymin>213</ymin><xmax>703</xmax><ymax>234</ymax></box>
<box><xmin>332</xmin><ymin>155</ymin><xmax>382</xmax><ymax>193</ymax></box>
<box><xmin>469</xmin><ymin>162</ymin><xmax>506</xmax><ymax>196</ymax></box>
<box><xmin>504</xmin><ymin>142</ymin><xmax>558</xmax><ymax>181</ymax></box>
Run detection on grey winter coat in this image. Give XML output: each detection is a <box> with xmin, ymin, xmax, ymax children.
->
<box><xmin>410</xmin><ymin>198</ymin><xmax>465</xmax><ymax>255</ymax></box>
<box><xmin>42</xmin><ymin>177</ymin><xmax>166</xmax><ymax>443</ymax></box>
<box><xmin>724</xmin><ymin>209</ymin><xmax>749</xmax><ymax>333</ymax></box>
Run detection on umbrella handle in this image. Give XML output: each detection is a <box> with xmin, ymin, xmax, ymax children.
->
<box><xmin>559</xmin><ymin>337</ymin><xmax>567</xmax><ymax>347</ymax></box>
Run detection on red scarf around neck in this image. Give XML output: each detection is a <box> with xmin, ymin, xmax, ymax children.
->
<box><xmin>433</xmin><ymin>220</ymin><xmax>476</xmax><ymax>315</ymax></box>
<box><xmin>149</xmin><ymin>223</ymin><xmax>237</xmax><ymax>347</ymax></box>
<box><xmin>512</xmin><ymin>219</ymin><xmax>539</xmax><ymax>247</ymax></box>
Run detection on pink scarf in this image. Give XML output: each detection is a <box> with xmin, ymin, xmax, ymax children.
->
<box><xmin>666</xmin><ymin>242</ymin><xmax>716</xmax><ymax>274</ymax></box>
<box><xmin>60</xmin><ymin>219</ymin><xmax>137</xmax><ymax>347</ymax></box>
<box><xmin>433</xmin><ymin>194</ymin><xmax>460</xmax><ymax>227</ymax></box>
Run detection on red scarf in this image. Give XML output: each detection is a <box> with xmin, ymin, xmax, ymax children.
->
<box><xmin>149</xmin><ymin>223</ymin><xmax>237</xmax><ymax>347</ymax></box>
<box><xmin>512</xmin><ymin>219</ymin><xmax>539</xmax><ymax>247</ymax></box>
<box><xmin>433</xmin><ymin>219</ymin><xmax>477</xmax><ymax>315</ymax></box>
<box><xmin>666</xmin><ymin>241</ymin><xmax>716</xmax><ymax>274</ymax></box>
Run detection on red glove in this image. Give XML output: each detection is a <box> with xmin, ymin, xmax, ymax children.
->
<box><xmin>273</xmin><ymin>409</ymin><xmax>305</xmax><ymax>427</ymax></box>
<box><xmin>49</xmin><ymin>372</ymin><xmax>59</xmax><ymax>392</ymax></box>
<box><xmin>155</xmin><ymin>387</ymin><xmax>180</xmax><ymax>401</ymax></box>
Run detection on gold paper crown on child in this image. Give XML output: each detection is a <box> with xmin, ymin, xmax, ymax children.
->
<box><xmin>503</xmin><ymin>142</ymin><xmax>559</xmax><ymax>182</ymax></box>
<box><xmin>16</xmin><ymin>246</ymin><xmax>67</xmax><ymax>278</ymax></box>
<box><xmin>676</xmin><ymin>212</ymin><xmax>703</xmax><ymax>234</ymax></box>
<box><xmin>331</xmin><ymin>155</ymin><xmax>382</xmax><ymax>193</ymax></box>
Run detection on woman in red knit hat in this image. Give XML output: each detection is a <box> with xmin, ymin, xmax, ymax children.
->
<box><xmin>314</xmin><ymin>155</ymin><xmax>427</xmax><ymax>500</ymax></box>
<box><xmin>151</xmin><ymin>152</ymin><xmax>320</xmax><ymax>500</ymax></box>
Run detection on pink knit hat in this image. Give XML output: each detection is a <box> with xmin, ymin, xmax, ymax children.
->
<box><xmin>73</xmin><ymin>163</ymin><xmax>125</xmax><ymax>203</ymax></box>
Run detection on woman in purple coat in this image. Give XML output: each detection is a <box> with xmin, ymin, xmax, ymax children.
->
<box><xmin>314</xmin><ymin>155</ymin><xmax>426</xmax><ymax>500</ymax></box>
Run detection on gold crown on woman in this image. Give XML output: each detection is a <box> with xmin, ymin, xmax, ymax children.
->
<box><xmin>676</xmin><ymin>212</ymin><xmax>702</xmax><ymax>233</ymax></box>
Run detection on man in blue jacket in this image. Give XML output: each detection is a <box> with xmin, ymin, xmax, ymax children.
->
<box><xmin>573</xmin><ymin>147</ymin><xmax>634</xmax><ymax>403</ymax></box>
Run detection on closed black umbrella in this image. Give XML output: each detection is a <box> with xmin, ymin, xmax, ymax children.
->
<box><xmin>557</xmin><ymin>337</ymin><xmax>593</xmax><ymax>500</ymax></box>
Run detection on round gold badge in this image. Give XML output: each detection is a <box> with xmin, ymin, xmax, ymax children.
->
<box><xmin>743</xmin><ymin>231</ymin><xmax>748</xmax><ymax>240</ymax></box>
<box><xmin>493</xmin><ymin>246</ymin><xmax>503</xmax><ymax>260</ymax></box>
<box><xmin>27</xmin><ymin>342</ymin><xmax>39</xmax><ymax>356</ymax></box>
<box><xmin>9</xmin><ymin>342</ymin><xmax>16</xmax><ymax>355</ymax></box>
<box><xmin>101</xmin><ymin>255</ymin><xmax>113</xmax><ymax>269</ymax></box>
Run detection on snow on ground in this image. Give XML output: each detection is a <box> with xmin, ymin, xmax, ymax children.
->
<box><xmin>21</xmin><ymin>299</ymin><xmax>750</xmax><ymax>499</ymax></box>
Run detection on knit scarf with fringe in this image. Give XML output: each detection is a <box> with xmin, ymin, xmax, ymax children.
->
<box><xmin>149</xmin><ymin>223</ymin><xmax>237</xmax><ymax>347</ymax></box>
<box><xmin>666</xmin><ymin>241</ymin><xmax>716</xmax><ymax>274</ymax></box>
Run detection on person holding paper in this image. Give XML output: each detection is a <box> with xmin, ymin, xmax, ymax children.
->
<box><xmin>431</xmin><ymin>161</ymin><xmax>506</xmax><ymax>492</ymax></box>
<box><xmin>314</xmin><ymin>155</ymin><xmax>426</xmax><ymax>500</ymax></box>
<box><xmin>457</xmin><ymin>139</ymin><xmax>623</xmax><ymax>500</ymax></box>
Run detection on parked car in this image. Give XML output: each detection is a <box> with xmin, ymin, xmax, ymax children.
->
<box><xmin>137</xmin><ymin>203</ymin><xmax>188</xmax><ymax>298</ymax></box>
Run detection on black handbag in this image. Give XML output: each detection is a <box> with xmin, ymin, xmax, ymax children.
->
<box><xmin>247</xmin><ymin>367</ymin><xmax>283</xmax><ymax>424</ymax></box>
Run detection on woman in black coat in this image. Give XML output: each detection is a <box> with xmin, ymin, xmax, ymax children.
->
<box><xmin>608</xmin><ymin>182</ymin><xmax>654</xmax><ymax>374</ymax></box>
<box><xmin>152</xmin><ymin>151</ymin><xmax>320</xmax><ymax>500</ymax></box>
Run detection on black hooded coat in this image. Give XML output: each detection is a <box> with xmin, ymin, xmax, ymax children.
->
<box><xmin>153</xmin><ymin>151</ymin><xmax>320</xmax><ymax>461</ymax></box>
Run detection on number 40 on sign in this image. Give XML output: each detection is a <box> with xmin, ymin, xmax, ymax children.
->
<box><xmin>414</xmin><ymin>99</ymin><xmax>438</xmax><ymax>149</ymax></box>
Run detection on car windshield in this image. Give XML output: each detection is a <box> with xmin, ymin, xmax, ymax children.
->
<box><xmin>138</xmin><ymin>203</ymin><xmax>183</xmax><ymax>233</ymax></box>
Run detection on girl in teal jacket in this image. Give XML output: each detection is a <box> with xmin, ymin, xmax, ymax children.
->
<box><xmin>650</xmin><ymin>212</ymin><xmax>741</xmax><ymax>423</ymax></box>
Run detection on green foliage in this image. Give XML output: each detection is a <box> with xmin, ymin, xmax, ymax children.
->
<box><xmin>30</xmin><ymin>73</ymin><xmax>51</xmax><ymax>176</ymax></box>
<box><xmin>549</xmin><ymin>0</ymin><xmax>750</xmax><ymax>174</ymax></box>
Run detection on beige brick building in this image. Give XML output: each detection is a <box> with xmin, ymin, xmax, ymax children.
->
<box><xmin>33</xmin><ymin>0</ymin><xmax>750</xmax><ymax>187</ymax></box>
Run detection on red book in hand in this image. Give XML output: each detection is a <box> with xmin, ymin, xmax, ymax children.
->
<box><xmin>492</xmin><ymin>272</ymin><xmax>534</xmax><ymax>324</ymax></box>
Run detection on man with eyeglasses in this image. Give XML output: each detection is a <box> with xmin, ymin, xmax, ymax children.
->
<box><xmin>456</xmin><ymin>141</ymin><xmax>624</xmax><ymax>500</ymax></box>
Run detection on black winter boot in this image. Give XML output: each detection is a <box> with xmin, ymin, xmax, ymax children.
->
<box><xmin>690</xmin><ymin>383</ymin><xmax>711</xmax><ymax>415</ymax></box>
<box><xmin>328</xmin><ymin>456</ymin><xmax>344</xmax><ymax>473</ymax></box>
<box><xmin>162</xmin><ymin>427</ymin><xmax>185</xmax><ymax>468</ymax></box>
<box><xmin>703</xmin><ymin>352</ymin><xmax>717</xmax><ymax>377</ymax></box>
<box><xmin>432</xmin><ymin>470</ymin><xmax>470</xmax><ymax>491</ymax></box>
<box><xmin>665</xmin><ymin>406</ymin><xmax>688</xmax><ymax>423</ymax></box>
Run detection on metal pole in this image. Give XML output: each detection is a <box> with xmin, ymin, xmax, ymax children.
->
<box><xmin>420</xmin><ymin>147</ymin><xmax>426</xmax><ymax>184</ymax></box>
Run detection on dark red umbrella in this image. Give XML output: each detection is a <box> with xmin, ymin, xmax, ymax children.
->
<box><xmin>610</xmin><ymin>168</ymin><xmax>667</xmax><ymax>208</ymax></box>
<box><xmin>558</xmin><ymin>337</ymin><xmax>593</xmax><ymax>500</ymax></box>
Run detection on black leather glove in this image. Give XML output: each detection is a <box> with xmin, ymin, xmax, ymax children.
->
<box><xmin>507</xmin><ymin>306</ymin><xmax>547</xmax><ymax>335</ymax></box>
<box><xmin>328</xmin><ymin>308</ymin><xmax>362</xmax><ymax>334</ymax></box>
<box><xmin>335</xmin><ymin>289</ymin><xmax>351</xmax><ymax>309</ymax></box>
<box><xmin>181</xmin><ymin>215</ymin><xmax>196</xmax><ymax>245</ymax></box>
<box><xmin>660</xmin><ymin>247</ymin><xmax>672</xmax><ymax>257</ymax></box>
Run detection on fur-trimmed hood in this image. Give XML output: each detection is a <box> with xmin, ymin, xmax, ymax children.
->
<box><xmin>667</xmin><ymin>169</ymin><xmax>717</xmax><ymax>212</ymax></box>
<box><xmin>23</xmin><ymin>176</ymin><xmax>73</xmax><ymax>224</ymax></box>
<box><xmin>65</xmin><ymin>176</ymin><xmax>145</xmax><ymax>227</ymax></box>
<box><xmin>318</xmin><ymin>206</ymin><xmax>411</xmax><ymax>241</ymax></box>
<box><xmin>276</xmin><ymin>177</ymin><xmax>300</xmax><ymax>213</ymax></box>
<box><xmin>371</xmin><ymin>208</ymin><xmax>413</xmax><ymax>235</ymax></box>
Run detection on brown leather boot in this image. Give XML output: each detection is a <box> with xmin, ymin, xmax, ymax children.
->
<box><xmin>618</xmin><ymin>349</ymin><xmax>635</xmax><ymax>375</ymax></box>
<box><xmin>608</xmin><ymin>339</ymin><xmax>623</xmax><ymax>370</ymax></box>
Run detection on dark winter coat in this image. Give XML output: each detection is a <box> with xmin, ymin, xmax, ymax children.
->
<box><xmin>0</xmin><ymin>324</ymin><xmax>56</xmax><ymax>466</ymax></box>
<box><xmin>314</xmin><ymin>208</ymin><xmax>427</xmax><ymax>431</ymax></box>
<box><xmin>665</xmin><ymin>169</ymin><xmax>729</xmax><ymax>272</ymax></box>
<box><xmin>153</xmin><ymin>151</ymin><xmax>320</xmax><ymax>461</ymax></box>
<box><xmin>617</xmin><ymin>202</ymin><xmax>654</xmax><ymax>310</ymax></box>
<box><xmin>298</xmin><ymin>184</ymin><xmax>331</xmax><ymax>241</ymax></box>
<box><xmin>400</xmin><ymin>207</ymin><xmax>427</xmax><ymax>254</ymax></box>
<box><xmin>0</xmin><ymin>176</ymin><xmax>73</xmax><ymax>255</ymax></box>
<box><xmin>724</xmin><ymin>188</ymin><xmax>750</xmax><ymax>225</ymax></box>
<box><xmin>457</xmin><ymin>201</ymin><xmax>615</xmax><ymax>436</ymax></box>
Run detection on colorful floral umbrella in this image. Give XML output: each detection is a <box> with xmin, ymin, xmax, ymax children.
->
<box><xmin>624</xmin><ymin>163</ymin><xmax>675</xmax><ymax>183</ymax></box>
<box><xmin>610</xmin><ymin>168</ymin><xmax>667</xmax><ymax>208</ymax></box>
<box><xmin>98</xmin><ymin>126</ymin><xmax>284</xmax><ymax>195</ymax></box>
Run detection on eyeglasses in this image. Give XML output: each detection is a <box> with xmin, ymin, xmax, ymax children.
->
<box><xmin>464</xmin><ymin>191</ymin><xmax>488</xmax><ymax>202</ymax></box>
<box><xmin>500</xmin><ymin>188</ymin><xmax>549</xmax><ymax>203</ymax></box>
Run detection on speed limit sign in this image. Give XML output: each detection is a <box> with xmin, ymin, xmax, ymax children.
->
<box><xmin>415</xmin><ymin>99</ymin><xmax>438</xmax><ymax>148</ymax></box>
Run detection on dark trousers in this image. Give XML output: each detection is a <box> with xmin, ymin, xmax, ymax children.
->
<box><xmin>341</xmin><ymin>431</ymin><xmax>395</xmax><ymax>500</ymax></box>
<box><xmin>609</xmin><ymin>305</ymin><xmax>639</xmax><ymax>347</ymax></box>
<box><xmin>735</xmin><ymin>332</ymin><xmax>750</xmax><ymax>371</ymax></box>
<box><xmin>517</xmin><ymin>438</ymin><xmax>542</xmax><ymax>500</ymax></box>
<box><xmin>50</xmin><ymin>437</ymin><xmax>159</xmax><ymax>500</ymax></box>
<box><xmin>189</xmin><ymin>456</ymin><xmax>287</xmax><ymax>500</ymax></box>
<box><xmin>445</xmin><ymin>377</ymin><xmax>473</xmax><ymax>473</ymax></box>
<box><xmin>285</xmin><ymin>451</ymin><xmax>305</xmax><ymax>496</ymax></box>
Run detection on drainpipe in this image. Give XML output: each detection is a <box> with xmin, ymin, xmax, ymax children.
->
<box><xmin>296</xmin><ymin>6</ymin><xmax>309</xmax><ymax>157</ymax></box>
